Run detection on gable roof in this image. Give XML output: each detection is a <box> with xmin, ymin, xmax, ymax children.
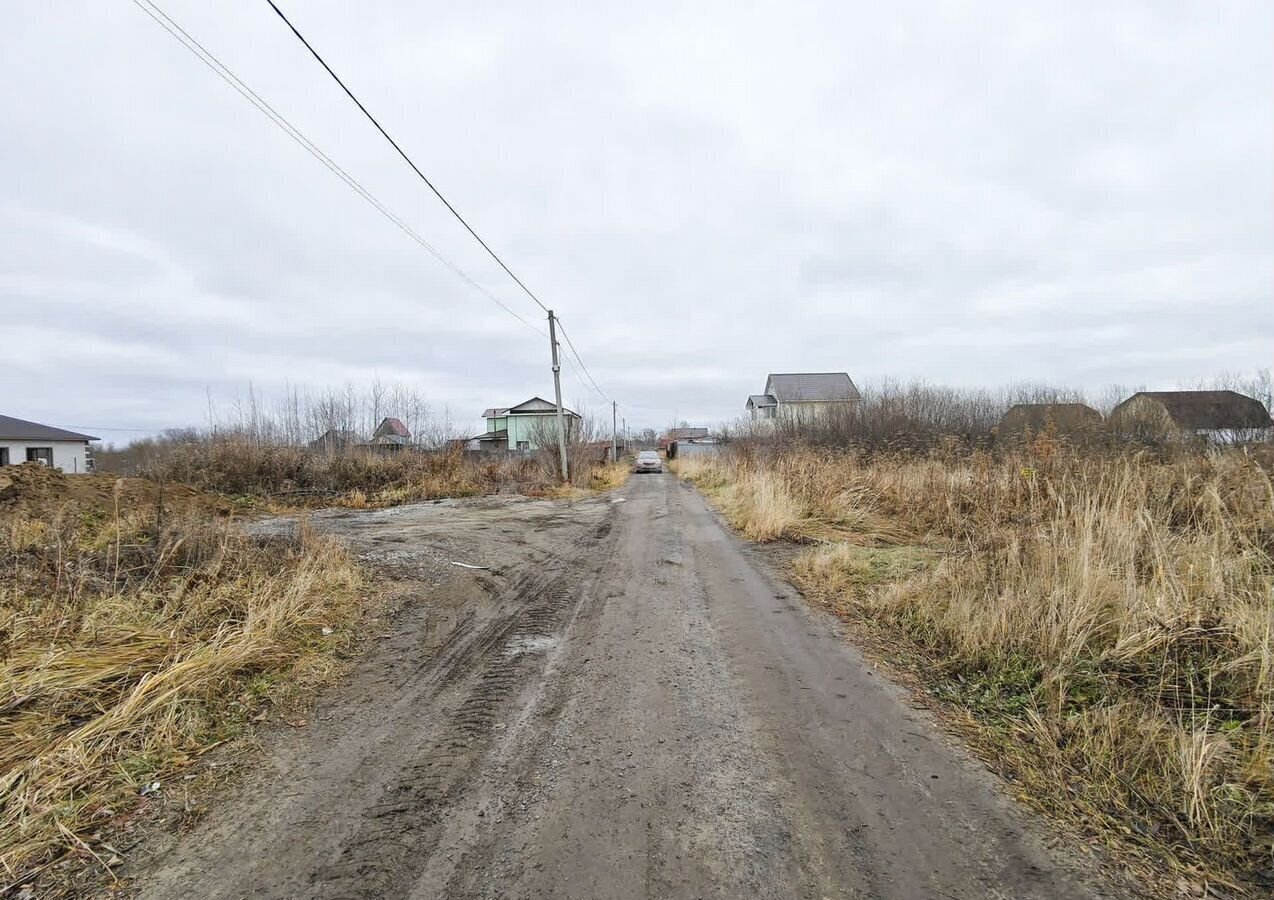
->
<box><xmin>307</xmin><ymin>428</ymin><xmax>360</xmax><ymax>448</ymax></box>
<box><xmin>0</xmin><ymin>415</ymin><xmax>97</xmax><ymax>442</ymax></box>
<box><xmin>747</xmin><ymin>394</ymin><xmax>777</xmax><ymax>409</ymax></box>
<box><xmin>1113</xmin><ymin>391</ymin><xmax>1273</xmax><ymax>430</ymax></box>
<box><xmin>373</xmin><ymin>417</ymin><xmax>410</xmax><ymax>438</ymax></box>
<box><xmin>764</xmin><ymin>373</ymin><xmax>860</xmax><ymax>403</ymax></box>
<box><xmin>486</xmin><ymin>397</ymin><xmax>581</xmax><ymax>419</ymax></box>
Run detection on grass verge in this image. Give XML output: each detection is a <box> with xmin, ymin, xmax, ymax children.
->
<box><xmin>675</xmin><ymin>447</ymin><xmax>1274</xmax><ymax>897</ymax></box>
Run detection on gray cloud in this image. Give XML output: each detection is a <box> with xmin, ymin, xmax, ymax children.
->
<box><xmin>1</xmin><ymin>0</ymin><xmax>1270</xmax><ymax>438</ymax></box>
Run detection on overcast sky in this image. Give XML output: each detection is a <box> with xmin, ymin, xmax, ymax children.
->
<box><xmin>2</xmin><ymin>1</ymin><xmax>1271</xmax><ymax>439</ymax></box>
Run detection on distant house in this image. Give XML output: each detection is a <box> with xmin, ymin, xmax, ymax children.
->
<box><xmin>1108</xmin><ymin>391</ymin><xmax>1273</xmax><ymax>444</ymax></box>
<box><xmin>660</xmin><ymin>426</ymin><xmax>710</xmax><ymax>453</ymax></box>
<box><xmin>468</xmin><ymin>397</ymin><xmax>581</xmax><ymax>453</ymax></box>
<box><xmin>0</xmin><ymin>415</ymin><xmax>98</xmax><ymax>473</ymax></box>
<box><xmin>307</xmin><ymin>429</ymin><xmax>360</xmax><ymax>455</ymax></box>
<box><xmin>369</xmin><ymin>417</ymin><xmax>411</xmax><ymax>446</ymax></box>
<box><xmin>998</xmin><ymin>403</ymin><xmax>1102</xmax><ymax>438</ymax></box>
<box><xmin>667</xmin><ymin>436</ymin><xmax>721</xmax><ymax>460</ymax></box>
<box><xmin>747</xmin><ymin>373</ymin><xmax>860</xmax><ymax>420</ymax></box>
<box><xmin>357</xmin><ymin>417</ymin><xmax>414</xmax><ymax>454</ymax></box>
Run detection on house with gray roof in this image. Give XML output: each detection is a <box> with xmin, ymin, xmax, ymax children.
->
<box><xmin>0</xmin><ymin>415</ymin><xmax>98</xmax><ymax>472</ymax></box>
<box><xmin>468</xmin><ymin>397</ymin><xmax>581</xmax><ymax>453</ymax></box>
<box><xmin>746</xmin><ymin>373</ymin><xmax>861</xmax><ymax>421</ymax></box>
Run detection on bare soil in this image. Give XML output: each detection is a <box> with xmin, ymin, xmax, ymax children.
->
<box><xmin>127</xmin><ymin>476</ymin><xmax>1139</xmax><ymax>899</ymax></box>
<box><xmin>0</xmin><ymin>463</ymin><xmax>232</xmax><ymax>518</ymax></box>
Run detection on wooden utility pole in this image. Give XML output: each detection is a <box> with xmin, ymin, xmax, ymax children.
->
<box><xmin>547</xmin><ymin>310</ymin><xmax>569</xmax><ymax>483</ymax></box>
<box><xmin>612</xmin><ymin>401</ymin><xmax>618</xmax><ymax>463</ymax></box>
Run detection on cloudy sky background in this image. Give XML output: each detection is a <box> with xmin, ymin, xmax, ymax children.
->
<box><xmin>2</xmin><ymin>0</ymin><xmax>1270</xmax><ymax>439</ymax></box>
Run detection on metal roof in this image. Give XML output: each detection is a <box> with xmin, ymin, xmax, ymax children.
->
<box><xmin>764</xmin><ymin>373</ymin><xmax>860</xmax><ymax>403</ymax></box>
<box><xmin>746</xmin><ymin>394</ymin><xmax>776</xmax><ymax>408</ymax></box>
<box><xmin>1113</xmin><ymin>391</ymin><xmax>1272</xmax><ymax>430</ymax></box>
<box><xmin>0</xmin><ymin>415</ymin><xmax>97</xmax><ymax>442</ymax></box>
<box><xmin>482</xmin><ymin>397</ymin><xmax>580</xmax><ymax>418</ymax></box>
<box><xmin>373</xmin><ymin>417</ymin><xmax>410</xmax><ymax>438</ymax></box>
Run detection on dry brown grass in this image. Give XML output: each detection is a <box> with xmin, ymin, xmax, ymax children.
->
<box><xmin>587</xmin><ymin>461</ymin><xmax>631</xmax><ymax>492</ymax></box>
<box><xmin>0</xmin><ymin>490</ymin><xmax>362</xmax><ymax>887</ymax></box>
<box><xmin>132</xmin><ymin>438</ymin><xmax>623</xmax><ymax>509</ymax></box>
<box><xmin>677</xmin><ymin>446</ymin><xmax>1274</xmax><ymax>895</ymax></box>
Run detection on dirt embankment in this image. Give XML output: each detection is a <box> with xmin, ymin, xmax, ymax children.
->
<box><xmin>0</xmin><ymin>463</ymin><xmax>233</xmax><ymax>519</ymax></box>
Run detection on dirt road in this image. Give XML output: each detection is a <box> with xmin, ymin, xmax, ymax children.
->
<box><xmin>137</xmin><ymin>475</ymin><xmax>1128</xmax><ymax>899</ymax></box>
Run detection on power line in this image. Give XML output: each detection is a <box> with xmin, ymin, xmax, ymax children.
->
<box><xmin>263</xmin><ymin>0</ymin><xmax>552</xmax><ymax>315</ymax></box>
<box><xmin>129</xmin><ymin>0</ymin><xmax>545</xmax><ymax>337</ymax></box>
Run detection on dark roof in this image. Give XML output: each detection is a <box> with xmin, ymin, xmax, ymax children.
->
<box><xmin>0</xmin><ymin>415</ymin><xmax>97</xmax><ymax>442</ymax></box>
<box><xmin>483</xmin><ymin>397</ymin><xmax>580</xmax><ymax>419</ymax></box>
<box><xmin>373</xmin><ymin>417</ymin><xmax>410</xmax><ymax>438</ymax></box>
<box><xmin>469</xmin><ymin>429</ymin><xmax>509</xmax><ymax>442</ymax></box>
<box><xmin>746</xmin><ymin>394</ymin><xmax>776</xmax><ymax>408</ymax></box>
<box><xmin>999</xmin><ymin>403</ymin><xmax>1102</xmax><ymax>432</ymax></box>
<box><xmin>670</xmin><ymin>427</ymin><xmax>709</xmax><ymax>439</ymax></box>
<box><xmin>308</xmin><ymin>428</ymin><xmax>359</xmax><ymax>445</ymax></box>
<box><xmin>1113</xmin><ymin>391</ymin><xmax>1273</xmax><ymax>431</ymax></box>
<box><xmin>765</xmin><ymin>373</ymin><xmax>860</xmax><ymax>403</ymax></box>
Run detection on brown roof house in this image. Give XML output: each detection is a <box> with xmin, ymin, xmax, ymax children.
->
<box><xmin>360</xmin><ymin>417</ymin><xmax>413</xmax><ymax>454</ymax></box>
<box><xmin>1108</xmin><ymin>391</ymin><xmax>1273</xmax><ymax>444</ymax></box>
<box><xmin>997</xmin><ymin>403</ymin><xmax>1103</xmax><ymax>440</ymax></box>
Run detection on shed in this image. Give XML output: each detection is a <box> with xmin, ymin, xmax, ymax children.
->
<box><xmin>307</xmin><ymin>429</ymin><xmax>360</xmax><ymax>455</ymax></box>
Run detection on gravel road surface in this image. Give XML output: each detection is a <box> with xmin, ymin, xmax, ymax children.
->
<box><xmin>137</xmin><ymin>475</ymin><xmax>1128</xmax><ymax>900</ymax></box>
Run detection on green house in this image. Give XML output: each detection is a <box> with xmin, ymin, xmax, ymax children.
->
<box><xmin>470</xmin><ymin>397</ymin><xmax>581</xmax><ymax>452</ymax></box>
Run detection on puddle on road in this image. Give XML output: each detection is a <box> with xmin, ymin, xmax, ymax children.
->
<box><xmin>503</xmin><ymin>634</ymin><xmax>559</xmax><ymax>658</ymax></box>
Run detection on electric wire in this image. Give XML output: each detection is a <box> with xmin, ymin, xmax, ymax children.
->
<box><xmin>263</xmin><ymin>0</ymin><xmax>552</xmax><ymax>315</ymax></box>
<box><xmin>135</xmin><ymin>0</ymin><xmax>625</xmax><ymax>422</ymax></box>
<box><xmin>130</xmin><ymin>0</ymin><xmax>546</xmax><ymax>337</ymax></box>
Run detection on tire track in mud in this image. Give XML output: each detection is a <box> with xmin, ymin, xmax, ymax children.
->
<box><xmin>313</xmin><ymin>518</ymin><xmax>615</xmax><ymax>899</ymax></box>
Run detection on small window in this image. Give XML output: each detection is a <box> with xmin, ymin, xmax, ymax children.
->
<box><xmin>0</xmin><ymin>447</ymin><xmax>8</xmax><ymax>465</ymax></box>
<box><xmin>516</xmin><ymin>441</ymin><xmax>530</xmax><ymax>450</ymax></box>
<box><xmin>26</xmin><ymin>447</ymin><xmax>53</xmax><ymax>466</ymax></box>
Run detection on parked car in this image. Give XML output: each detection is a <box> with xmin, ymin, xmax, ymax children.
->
<box><xmin>633</xmin><ymin>450</ymin><xmax>663</xmax><ymax>473</ymax></box>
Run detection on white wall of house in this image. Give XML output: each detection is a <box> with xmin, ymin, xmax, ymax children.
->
<box><xmin>776</xmin><ymin>400</ymin><xmax>856</xmax><ymax>418</ymax></box>
<box><xmin>0</xmin><ymin>440</ymin><xmax>92</xmax><ymax>472</ymax></box>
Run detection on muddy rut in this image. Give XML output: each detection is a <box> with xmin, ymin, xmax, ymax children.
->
<box><xmin>135</xmin><ymin>479</ymin><xmax>1133</xmax><ymax>900</ymax></box>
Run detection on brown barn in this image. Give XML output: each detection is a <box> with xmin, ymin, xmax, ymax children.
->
<box><xmin>998</xmin><ymin>403</ymin><xmax>1102</xmax><ymax>438</ymax></box>
<box><xmin>1108</xmin><ymin>391</ymin><xmax>1273</xmax><ymax>443</ymax></box>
